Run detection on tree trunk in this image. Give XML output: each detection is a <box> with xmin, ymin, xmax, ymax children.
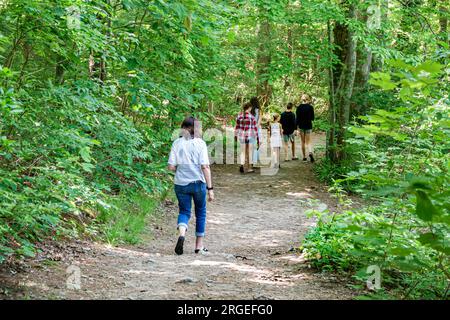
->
<box><xmin>256</xmin><ymin>14</ymin><xmax>272</xmax><ymax>110</ymax></box>
<box><xmin>208</xmin><ymin>101</ymin><xmax>214</xmax><ymax>114</ymax></box>
<box><xmin>284</xmin><ymin>27</ymin><xmax>293</xmax><ymax>90</ymax></box>
<box><xmin>352</xmin><ymin>47</ymin><xmax>372</xmax><ymax>117</ymax></box>
<box><xmin>88</xmin><ymin>51</ymin><xmax>106</xmax><ymax>82</ymax></box>
<box><xmin>332</xmin><ymin>21</ymin><xmax>349</xmax><ymax>88</ymax></box>
<box><xmin>88</xmin><ymin>1</ymin><xmax>110</xmax><ymax>83</ymax></box>
<box><xmin>335</xmin><ymin>4</ymin><xmax>358</xmax><ymax>162</ymax></box>
<box><xmin>372</xmin><ymin>0</ymin><xmax>388</xmax><ymax>72</ymax></box>
<box><xmin>326</xmin><ymin>19</ymin><xmax>337</xmax><ymax>161</ymax></box>
<box><xmin>16</xmin><ymin>41</ymin><xmax>31</xmax><ymax>90</ymax></box>
<box><xmin>351</xmin><ymin>12</ymin><xmax>373</xmax><ymax>118</ymax></box>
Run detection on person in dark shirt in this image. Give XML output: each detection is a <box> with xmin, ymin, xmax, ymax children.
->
<box><xmin>280</xmin><ymin>103</ymin><xmax>298</xmax><ymax>161</ymax></box>
<box><xmin>296</xmin><ymin>94</ymin><xmax>315</xmax><ymax>162</ymax></box>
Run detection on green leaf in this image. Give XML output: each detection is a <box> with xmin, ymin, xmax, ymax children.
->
<box><xmin>392</xmin><ymin>258</ymin><xmax>424</xmax><ymax>272</ymax></box>
<box><xmin>418</xmin><ymin>233</ymin><xmax>450</xmax><ymax>255</ymax></box>
<box><xmin>369</xmin><ymin>72</ymin><xmax>397</xmax><ymax>90</ymax></box>
<box><xmin>348</xmin><ymin>126</ymin><xmax>374</xmax><ymax>139</ymax></box>
<box><xmin>80</xmin><ymin>147</ymin><xmax>91</xmax><ymax>163</ymax></box>
<box><xmin>415</xmin><ymin>190</ymin><xmax>438</xmax><ymax>222</ymax></box>
<box><xmin>389</xmin><ymin>246</ymin><xmax>415</xmax><ymax>256</ymax></box>
<box><xmin>81</xmin><ymin>163</ymin><xmax>95</xmax><ymax>173</ymax></box>
<box><xmin>387</xmin><ymin>59</ymin><xmax>411</xmax><ymax>70</ymax></box>
<box><xmin>413</xmin><ymin>61</ymin><xmax>443</xmax><ymax>76</ymax></box>
<box><xmin>408</xmin><ymin>177</ymin><xmax>432</xmax><ymax>191</ymax></box>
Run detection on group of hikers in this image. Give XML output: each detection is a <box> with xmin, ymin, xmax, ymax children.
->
<box><xmin>167</xmin><ymin>94</ymin><xmax>315</xmax><ymax>255</ymax></box>
<box><xmin>235</xmin><ymin>94</ymin><xmax>315</xmax><ymax>173</ymax></box>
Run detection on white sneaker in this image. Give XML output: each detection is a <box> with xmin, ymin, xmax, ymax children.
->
<box><xmin>195</xmin><ymin>247</ymin><xmax>210</xmax><ymax>255</ymax></box>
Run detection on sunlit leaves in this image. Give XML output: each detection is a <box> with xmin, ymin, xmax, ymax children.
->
<box><xmin>369</xmin><ymin>72</ymin><xmax>397</xmax><ymax>90</ymax></box>
<box><xmin>321</xmin><ymin>56</ymin><xmax>450</xmax><ymax>298</ymax></box>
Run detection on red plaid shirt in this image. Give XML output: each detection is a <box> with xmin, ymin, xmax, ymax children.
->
<box><xmin>235</xmin><ymin>112</ymin><xmax>259</xmax><ymax>143</ymax></box>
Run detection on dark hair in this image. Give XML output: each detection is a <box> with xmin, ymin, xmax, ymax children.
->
<box><xmin>250</xmin><ymin>96</ymin><xmax>260</xmax><ymax>116</ymax></box>
<box><xmin>287</xmin><ymin>103</ymin><xmax>293</xmax><ymax>110</ymax></box>
<box><xmin>243</xmin><ymin>102</ymin><xmax>252</xmax><ymax>112</ymax></box>
<box><xmin>181</xmin><ymin>116</ymin><xmax>199</xmax><ymax>138</ymax></box>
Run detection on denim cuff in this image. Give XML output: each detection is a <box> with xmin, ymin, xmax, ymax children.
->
<box><xmin>177</xmin><ymin>223</ymin><xmax>188</xmax><ymax>230</ymax></box>
<box><xmin>195</xmin><ymin>232</ymin><xmax>205</xmax><ymax>237</ymax></box>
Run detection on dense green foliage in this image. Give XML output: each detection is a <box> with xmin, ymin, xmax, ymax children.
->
<box><xmin>305</xmin><ymin>61</ymin><xmax>449</xmax><ymax>298</ymax></box>
<box><xmin>304</xmin><ymin>3</ymin><xmax>450</xmax><ymax>299</ymax></box>
<box><xmin>0</xmin><ymin>0</ymin><xmax>342</xmax><ymax>262</ymax></box>
<box><xmin>0</xmin><ymin>0</ymin><xmax>236</xmax><ymax>262</ymax></box>
<box><xmin>0</xmin><ymin>0</ymin><xmax>449</xmax><ymax>300</ymax></box>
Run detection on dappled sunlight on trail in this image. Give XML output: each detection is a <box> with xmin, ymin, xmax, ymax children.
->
<box><xmin>0</xmin><ymin>133</ymin><xmax>355</xmax><ymax>300</ymax></box>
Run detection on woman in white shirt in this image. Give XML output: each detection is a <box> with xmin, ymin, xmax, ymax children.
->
<box><xmin>168</xmin><ymin>117</ymin><xmax>214</xmax><ymax>255</ymax></box>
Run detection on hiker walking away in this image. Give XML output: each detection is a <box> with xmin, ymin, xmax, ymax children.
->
<box><xmin>280</xmin><ymin>102</ymin><xmax>298</xmax><ymax>161</ymax></box>
<box><xmin>168</xmin><ymin>117</ymin><xmax>214</xmax><ymax>255</ymax></box>
<box><xmin>235</xmin><ymin>102</ymin><xmax>259</xmax><ymax>174</ymax></box>
<box><xmin>296</xmin><ymin>94</ymin><xmax>315</xmax><ymax>162</ymax></box>
<box><xmin>269</xmin><ymin>114</ymin><xmax>282</xmax><ymax>169</ymax></box>
<box><xmin>250</xmin><ymin>96</ymin><xmax>262</xmax><ymax>168</ymax></box>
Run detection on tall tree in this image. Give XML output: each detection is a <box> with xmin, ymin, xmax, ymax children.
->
<box><xmin>351</xmin><ymin>7</ymin><xmax>374</xmax><ymax>117</ymax></box>
<box><xmin>326</xmin><ymin>19</ymin><xmax>337</xmax><ymax>161</ymax></box>
<box><xmin>334</xmin><ymin>3</ymin><xmax>358</xmax><ymax>161</ymax></box>
<box><xmin>256</xmin><ymin>7</ymin><xmax>272</xmax><ymax>109</ymax></box>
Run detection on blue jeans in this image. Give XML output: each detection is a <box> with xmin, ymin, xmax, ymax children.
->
<box><xmin>175</xmin><ymin>181</ymin><xmax>207</xmax><ymax>237</ymax></box>
<box><xmin>251</xmin><ymin>135</ymin><xmax>259</xmax><ymax>164</ymax></box>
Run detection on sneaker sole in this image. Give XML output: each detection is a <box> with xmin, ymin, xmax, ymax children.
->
<box><xmin>175</xmin><ymin>237</ymin><xmax>184</xmax><ymax>255</ymax></box>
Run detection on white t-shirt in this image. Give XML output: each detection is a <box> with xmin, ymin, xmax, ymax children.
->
<box><xmin>168</xmin><ymin>137</ymin><xmax>210</xmax><ymax>186</ymax></box>
<box><xmin>270</xmin><ymin>123</ymin><xmax>282</xmax><ymax>148</ymax></box>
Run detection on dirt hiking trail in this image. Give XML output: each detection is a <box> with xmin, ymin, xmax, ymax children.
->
<box><xmin>0</xmin><ymin>133</ymin><xmax>357</xmax><ymax>300</ymax></box>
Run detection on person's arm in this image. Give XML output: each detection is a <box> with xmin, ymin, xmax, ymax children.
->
<box><xmin>234</xmin><ymin>115</ymin><xmax>240</xmax><ymax>141</ymax></box>
<box><xmin>291</xmin><ymin>112</ymin><xmax>297</xmax><ymax>135</ymax></box>
<box><xmin>200</xmin><ymin>142</ymin><xmax>214</xmax><ymax>201</ymax></box>
<box><xmin>167</xmin><ymin>144</ymin><xmax>177</xmax><ymax>172</ymax></box>
<box><xmin>201</xmin><ymin>165</ymin><xmax>214</xmax><ymax>201</ymax></box>
<box><xmin>253</xmin><ymin>117</ymin><xmax>259</xmax><ymax>146</ymax></box>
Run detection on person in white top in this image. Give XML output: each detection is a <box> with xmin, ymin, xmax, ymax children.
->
<box><xmin>168</xmin><ymin>117</ymin><xmax>214</xmax><ymax>255</ymax></box>
<box><xmin>250</xmin><ymin>96</ymin><xmax>261</xmax><ymax>167</ymax></box>
<box><xmin>269</xmin><ymin>114</ymin><xmax>282</xmax><ymax>168</ymax></box>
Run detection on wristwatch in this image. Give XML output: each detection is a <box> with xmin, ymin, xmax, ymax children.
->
<box><xmin>207</xmin><ymin>186</ymin><xmax>214</xmax><ymax>191</ymax></box>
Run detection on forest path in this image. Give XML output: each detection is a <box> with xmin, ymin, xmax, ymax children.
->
<box><xmin>0</xmin><ymin>133</ymin><xmax>356</xmax><ymax>300</ymax></box>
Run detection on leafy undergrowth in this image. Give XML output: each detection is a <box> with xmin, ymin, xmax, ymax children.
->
<box><xmin>96</xmin><ymin>192</ymin><xmax>166</xmax><ymax>246</ymax></box>
<box><xmin>303</xmin><ymin>60</ymin><xmax>449</xmax><ymax>300</ymax></box>
<box><xmin>0</xmin><ymin>66</ymin><xmax>172</xmax><ymax>264</ymax></box>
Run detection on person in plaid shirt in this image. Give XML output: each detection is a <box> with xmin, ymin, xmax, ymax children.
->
<box><xmin>235</xmin><ymin>102</ymin><xmax>259</xmax><ymax>173</ymax></box>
